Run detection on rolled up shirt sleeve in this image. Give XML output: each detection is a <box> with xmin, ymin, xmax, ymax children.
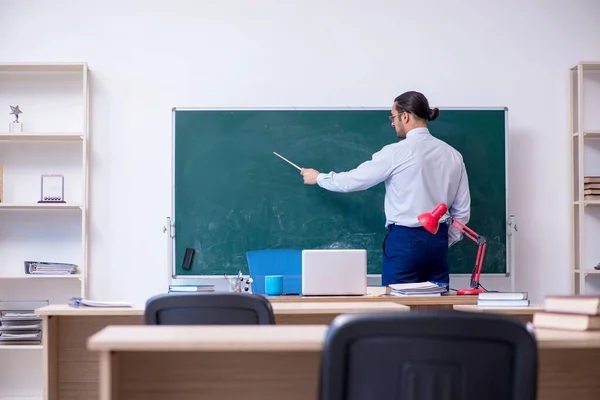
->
<box><xmin>316</xmin><ymin>147</ymin><xmax>396</xmax><ymax>193</ymax></box>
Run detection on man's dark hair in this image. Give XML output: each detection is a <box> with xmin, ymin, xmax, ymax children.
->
<box><xmin>394</xmin><ymin>91</ymin><xmax>439</xmax><ymax>121</ymax></box>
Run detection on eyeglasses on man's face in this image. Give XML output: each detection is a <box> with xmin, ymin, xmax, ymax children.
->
<box><xmin>388</xmin><ymin>111</ymin><xmax>406</xmax><ymax>122</ymax></box>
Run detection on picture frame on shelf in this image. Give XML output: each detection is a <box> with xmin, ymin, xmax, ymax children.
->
<box><xmin>38</xmin><ymin>174</ymin><xmax>65</xmax><ymax>203</ymax></box>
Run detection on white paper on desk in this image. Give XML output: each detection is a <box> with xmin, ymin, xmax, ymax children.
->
<box><xmin>78</xmin><ymin>299</ymin><xmax>132</xmax><ymax>308</ymax></box>
<box><xmin>389</xmin><ymin>292</ymin><xmax>442</xmax><ymax>297</ymax></box>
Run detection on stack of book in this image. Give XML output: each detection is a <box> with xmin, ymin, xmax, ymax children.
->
<box><xmin>388</xmin><ymin>282</ymin><xmax>447</xmax><ymax>296</ymax></box>
<box><xmin>477</xmin><ymin>291</ymin><xmax>530</xmax><ymax>307</ymax></box>
<box><xmin>533</xmin><ymin>295</ymin><xmax>600</xmax><ymax>331</ymax></box>
<box><xmin>584</xmin><ymin>176</ymin><xmax>600</xmax><ymax>201</ymax></box>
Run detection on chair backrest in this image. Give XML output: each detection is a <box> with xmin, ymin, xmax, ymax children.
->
<box><xmin>319</xmin><ymin>310</ymin><xmax>537</xmax><ymax>400</ymax></box>
<box><xmin>246</xmin><ymin>249</ymin><xmax>302</xmax><ymax>295</ymax></box>
<box><xmin>144</xmin><ymin>292</ymin><xmax>275</xmax><ymax>325</ymax></box>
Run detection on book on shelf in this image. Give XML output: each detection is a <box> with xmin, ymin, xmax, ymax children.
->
<box><xmin>24</xmin><ymin>261</ymin><xmax>78</xmax><ymax>275</ymax></box>
<box><xmin>532</xmin><ymin>295</ymin><xmax>600</xmax><ymax>331</ymax></box>
<box><xmin>583</xmin><ymin>176</ymin><xmax>600</xmax><ymax>184</ymax></box>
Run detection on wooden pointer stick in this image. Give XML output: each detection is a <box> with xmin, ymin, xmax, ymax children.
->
<box><xmin>273</xmin><ymin>152</ymin><xmax>302</xmax><ymax>171</ymax></box>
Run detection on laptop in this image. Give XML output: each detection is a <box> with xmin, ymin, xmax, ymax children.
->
<box><xmin>301</xmin><ymin>249</ymin><xmax>367</xmax><ymax>296</ymax></box>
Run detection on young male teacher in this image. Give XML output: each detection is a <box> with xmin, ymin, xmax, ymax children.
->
<box><xmin>300</xmin><ymin>91</ymin><xmax>471</xmax><ymax>286</ymax></box>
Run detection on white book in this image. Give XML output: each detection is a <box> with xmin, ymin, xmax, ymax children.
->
<box><xmin>477</xmin><ymin>299</ymin><xmax>530</xmax><ymax>307</ymax></box>
<box><xmin>478</xmin><ymin>292</ymin><xmax>528</xmax><ymax>301</ymax></box>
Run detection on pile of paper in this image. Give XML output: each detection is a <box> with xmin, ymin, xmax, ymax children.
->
<box><xmin>388</xmin><ymin>281</ymin><xmax>447</xmax><ymax>296</ymax></box>
<box><xmin>68</xmin><ymin>298</ymin><xmax>132</xmax><ymax>308</ymax></box>
<box><xmin>0</xmin><ymin>310</ymin><xmax>42</xmax><ymax>345</ymax></box>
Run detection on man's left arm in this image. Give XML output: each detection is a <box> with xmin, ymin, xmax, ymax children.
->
<box><xmin>448</xmin><ymin>162</ymin><xmax>471</xmax><ymax>247</ymax></box>
<box><xmin>302</xmin><ymin>147</ymin><xmax>396</xmax><ymax>192</ymax></box>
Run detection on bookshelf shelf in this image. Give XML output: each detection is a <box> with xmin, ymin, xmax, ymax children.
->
<box><xmin>0</xmin><ymin>133</ymin><xmax>83</xmax><ymax>142</ymax></box>
<box><xmin>574</xmin><ymin>270</ymin><xmax>600</xmax><ymax>275</ymax></box>
<box><xmin>0</xmin><ymin>62</ymin><xmax>86</xmax><ymax>72</ymax></box>
<box><xmin>0</xmin><ymin>345</ymin><xmax>43</xmax><ymax>350</ymax></box>
<box><xmin>583</xmin><ymin>130</ymin><xmax>600</xmax><ymax>138</ymax></box>
<box><xmin>571</xmin><ymin>61</ymin><xmax>600</xmax><ymax>294</ymax></box>
<box><xmin>0</xmin><ymin>274</ymin><xmax>82</xmax><ymax>280</ymax></box>
<box><xmin>0</xmin><ymin>203</ymin><xmax>82</xmax><ymax>210</ymax></box>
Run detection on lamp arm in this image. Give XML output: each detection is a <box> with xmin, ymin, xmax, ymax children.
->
<box><xmin>447</xmin><ymin>216</ymin><xmax>487</xmax><ymax>289</ymax></box>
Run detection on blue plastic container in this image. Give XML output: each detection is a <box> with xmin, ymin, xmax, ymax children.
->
<box><xmin>246</xmin><ymin>249</ymin><xmax>302</xmax><ymax>295</ymax></box>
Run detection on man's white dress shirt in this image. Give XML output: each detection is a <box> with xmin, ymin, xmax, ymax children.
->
<box><xmin>316</xmin><ymin>127</ymin><xmax>470</xmax><ymax>246</ymax></box>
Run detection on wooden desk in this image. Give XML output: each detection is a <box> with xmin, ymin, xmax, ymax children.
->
<box><xmin>453</xmin><ymin>304</ymin><xmax>544</xmax><ymax>323</ymax></box>
<box><xmin>269</xmin><ymin>293</ymin><xmax>477</xmax><ymax>310</ymax></box>
<box><xmin>272</xmin><ymin>301</ymin><xmax>408</xmax><ymax>324</ymax></box>
<box><xmin>36</xmin><ymin>301</ymin><xmax>407</xmax><ymax>400</ymax></box>
<box><xmin>88</xmin><ymin>325</ymin><xmax>600</xmax><ymax>400</ymax></box>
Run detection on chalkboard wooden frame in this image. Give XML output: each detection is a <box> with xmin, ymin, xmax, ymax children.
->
<box><xmin>168</xmin><ymin>107</ymin><xmax>512</xmax><ymax>281</ymax></box>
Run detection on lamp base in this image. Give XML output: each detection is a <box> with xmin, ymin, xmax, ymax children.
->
<box><xmin>456</xmin><ymin>288</ymin><xmax>485</xmax><ymax>295</ymax></box>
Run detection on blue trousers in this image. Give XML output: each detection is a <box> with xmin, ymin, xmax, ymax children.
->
<box><xmin>381</xmin><ymin>224</ymin><xmax>449</xmax><ymax>286</ymax></box>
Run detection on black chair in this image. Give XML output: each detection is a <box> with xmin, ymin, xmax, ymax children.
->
<box><xmin>319</xmin><ymin>310</ymin><xmax>537</xmax><ymax>400</ymax></box>
<box><xmin>144</xmin><ymin>292</ymin><xmax>275</xmax><ymax>325</ymax></box>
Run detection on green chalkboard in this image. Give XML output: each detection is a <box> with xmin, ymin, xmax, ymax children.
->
<box><xmin>172</xmin><ymin>108</ymin><xmax>507</xmax><ymax>277</ymax></box>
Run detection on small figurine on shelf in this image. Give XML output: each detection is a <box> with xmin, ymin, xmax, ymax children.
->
<box><xmin>9</xmin><ymin>105</ymin><xmax>23</xmax><ymax>133</ymax></box>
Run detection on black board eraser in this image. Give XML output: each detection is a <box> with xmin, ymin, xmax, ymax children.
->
<box><xmin>182</xmin><ymin>247</ymin><xmax>195</xmax><ymax>270</ymax></box>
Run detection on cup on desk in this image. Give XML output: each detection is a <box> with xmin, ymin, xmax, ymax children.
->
<box><xmin>265</xmin><ymin>275</ymin><xmax>283</xmax><ymax>296</ymax></box>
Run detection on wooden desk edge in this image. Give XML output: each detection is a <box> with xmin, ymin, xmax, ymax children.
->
<box><xmin>36</xmin><ymin>305</ymin><xmax>145</xmax><ymax>316</ymax></box>
<box><xmin>86</xmin><ymin>325</ymin><xmax>600</xmax><ymax>352</ymax></box>
<box><xmin>453</xmin><ymin>304</ymin><xmax>544</xmax><ymax>315</ymax></box>
<box><xmin>87</xmin><ymin>325</ymin><xmax>329</xmax><ymax>352</ymax></box>
<box><xmin>268</xmin><ymin>294</ymin><xmax>478</xmax><ymax>305</ymax></box>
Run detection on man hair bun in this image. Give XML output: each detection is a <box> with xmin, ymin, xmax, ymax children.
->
<box><xmin>427</xmin><ymin>108</ymin><xmax>440</xmax><ymax>121</ymax></box>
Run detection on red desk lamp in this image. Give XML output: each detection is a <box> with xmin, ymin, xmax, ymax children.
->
<box><xmin>417</xmin><ymin>203</ymin><xmax>487</xmax><ymax>295</ymax></box>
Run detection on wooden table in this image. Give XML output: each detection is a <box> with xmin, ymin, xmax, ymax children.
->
<box><xmin>36</xmin><ymin>301</ymin><xmax>408</xmax><ymax>400</ymax></box>
<box><xmin>87</xmin><ymin>325</ymin><xmax>600</xmax><ymax>400</ymax></box>
<box><xmin>269</xmin><ymin>293</ymin><xmax>477</xmax><ymax>310</ymax></box>
<box><xmin>272</xmin><ymin>301</ymin><xmax>408</xmax><ymax>324</ymax></box>
<box><xmin>453</xmin><ymin>304</ymin><xmax>544</xmax><ymax>323</ymax></box>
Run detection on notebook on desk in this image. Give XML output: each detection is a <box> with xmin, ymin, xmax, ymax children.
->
<box><xmin>301</xmin><ymin>249</ymin><xmax>367</xmax><ymax>296</ymax></box>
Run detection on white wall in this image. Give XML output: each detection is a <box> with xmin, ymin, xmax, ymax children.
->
<box><xmin>1</xmin><ymin>0</ymin><xmax>600</xmax><ymax>306</ymax></box>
